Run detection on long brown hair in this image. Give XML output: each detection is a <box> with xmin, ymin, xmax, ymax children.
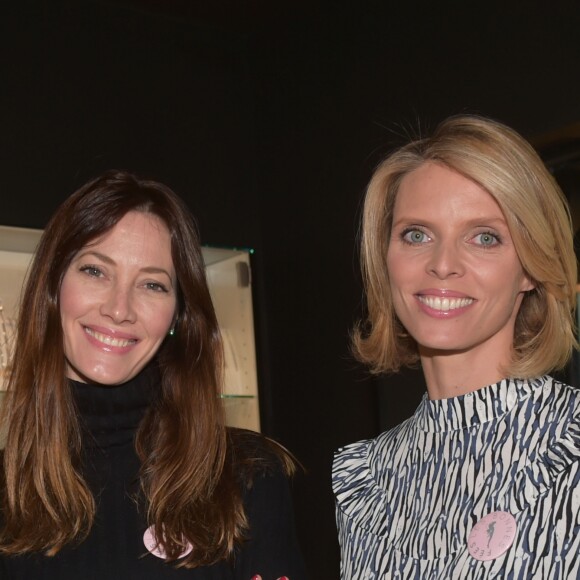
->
<box><xmin>0</xmin><ymin>171</ymin><xmax>246</xmax><ymax>566</ymax></box>
<box><xmin>354</xmin><ymin>115</ymin><xmax>576</xmax><ymax>377</ymax></box>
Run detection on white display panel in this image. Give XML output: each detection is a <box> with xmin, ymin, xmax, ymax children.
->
<box><xmin>0</xmin><ymin>226</ymin><xmax>260</xmax><ymax>432</ymax></box>
<box><xmin>205</xmin><ymin>248</ymin><xmax>260</xmax><ymax>431</ymax></box>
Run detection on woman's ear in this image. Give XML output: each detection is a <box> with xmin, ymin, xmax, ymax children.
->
<box><xmin>520</xmin><ymin>272</ymin><xmax>536</xmax><ymax>293</ymax></box>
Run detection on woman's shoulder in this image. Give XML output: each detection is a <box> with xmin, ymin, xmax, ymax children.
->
<box><xmin>226</xmin><ymin>427</ymin><xmax>299</xmax><ymax>488</ymax></box>
<box><xmin>333</xmin><ymin>417</ymin><xmax>414</xmax><ymax>468</ymax></box>
<box><xmin>332</xmin><ymin>416</ymin><xmax>424</xmax><ymax>526</ymax></box>
<box><xmin>536</xmin><ymin>376</ymin><xmax>580</xmax><ymax>469</ymax></box>
<box><xmin>226</xmin><ymin>429</ymin><xmax>308</xmax><ymax>579</ymax></box>
<box><xmin>548</xmin><ymin>375</ymin><xmax>580</xmax><ymax>408</ymax></box>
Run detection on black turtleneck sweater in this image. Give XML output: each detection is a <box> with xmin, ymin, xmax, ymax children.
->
<box><xmin>0</xmin><ymin>372</ymin><xmax>307</xmax><ymax>579</ymax></box>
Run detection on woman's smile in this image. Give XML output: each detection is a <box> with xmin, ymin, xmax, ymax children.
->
<box><xmin>416</xmin><ymin>291</ymin><xmax>475</xmax><ymax>315</ymax></box>
<box><xmin>82</xmin><ymin>325</ymin><xmax>139</xmax><ymax>349</ymax></box>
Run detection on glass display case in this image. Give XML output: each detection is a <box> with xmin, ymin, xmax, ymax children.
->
<box><xmin>204</xmin><ymin>247</ymin><xmax>260</xmax><ymax>431</ymax></box>
<box><xmin>0</xmin><ymin>226</ymin><xmax>260</xmax><ymax>432</ymax></box>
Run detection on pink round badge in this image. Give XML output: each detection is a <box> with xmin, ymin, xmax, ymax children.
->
<box><xmin>143</xmin><ymin>525</ymin><xmax>193</xmax><ymax>560</ymax></box>
<box><xmin>468</xmin><ymin>511</ymin><xmax>517</xmax><ymax>561</ymax></box>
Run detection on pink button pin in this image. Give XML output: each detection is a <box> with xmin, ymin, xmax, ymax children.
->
<box><xmin>468</xmin><ymin>511</ymin><xmax>517</xmax><ymax>561</ymax></box>
<box><xmin>143</xmin><ymin>525</ymin><xmax>193</xmax><ymax>560</ymax></box>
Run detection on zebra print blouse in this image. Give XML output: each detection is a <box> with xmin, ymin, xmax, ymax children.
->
<box><xmin>333</xmin><ymin>376</ymin><xmax>580</xmax><ymax>578</ymax></box>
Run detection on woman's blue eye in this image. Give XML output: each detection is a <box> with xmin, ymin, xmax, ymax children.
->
<box><xmin>402</xmin><ymin>229</ymin><xmax>428</xmax><ymax>244</ymax></box>
<box><xmin>474</xmin><ymin>232</ymin><xmax>499</xmax><ymax>246</ymax></box>
<box><xmin>79</xmin><ymin>265</ymin><xmax>102</xmax><ymax>277</ymax></box>
<box><xmin>146</xmin><ymin>282</ymin><xmax>168</xmax><ymax>293</ymax></box>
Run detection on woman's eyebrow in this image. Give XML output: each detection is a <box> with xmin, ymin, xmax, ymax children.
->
<box><xmin>76</xmin><ymin>250</ymin><xmax>173</xmax><ymax>279</ymax></box>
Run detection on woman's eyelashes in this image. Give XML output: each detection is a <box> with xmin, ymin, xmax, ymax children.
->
<box><xmin>471</xmin><ymin>231</ymin><xmax>501</xmax><ymax>247</ymax></box>
<box><xmin>79</xmin><ymin>264</ymin><xmax>104</xmax><ymax>278</ymax></box>
<box><xmin>144</xmin><ymin>281</ymin><xmax>169</xmax><ymax>293</ymax></box>
<box><xmin>401</xmin><ymin>227</ymin><xmax>431</xmax><ymax>245</ymax></box>
<box><xmin>398</xmin><ymin>227</ymin><xmax>502</xmax><ymax>248</ymax></box>
<box><xmin>78</xmin><ymin>264</ymin><xmax>170</xmax><ymax>293</ymax></box>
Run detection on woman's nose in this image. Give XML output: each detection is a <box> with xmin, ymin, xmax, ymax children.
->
<box><xmin>426</xmin><ymin>241</ymin><xmax>464</xmax><ymax>279</ymax></box>
<box><xmin>99</xmin><ymin>285</ymin><xmax>137</xmax><ymax>324</ymax></box>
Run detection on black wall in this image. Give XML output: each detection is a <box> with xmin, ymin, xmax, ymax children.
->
<box><xmin>3</xmin><ymin>2</ymin><xmax>580</xmax><ymax>578</ymax></box>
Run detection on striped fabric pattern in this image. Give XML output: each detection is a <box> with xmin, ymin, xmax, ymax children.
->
<box><xmin>333</xmin><ymin>376</ymin><xmax>580</xmax><ymax>578</ymax></box>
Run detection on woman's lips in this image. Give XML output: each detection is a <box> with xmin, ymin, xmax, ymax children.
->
<box><xmin>417</xmin><ymin>295</ymin><xmax>474</xmax><ymax>312</ymax></box>
<box><xmin>83</xmin><ymin>326</ymin><xmax>138</xmax><ymax>348</ymax></box>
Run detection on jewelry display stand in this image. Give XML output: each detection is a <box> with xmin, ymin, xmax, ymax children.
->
<box><xmin>0</xmin><ymin>225</ymin><xmax>260</xmax><ymax>434</ymax></box>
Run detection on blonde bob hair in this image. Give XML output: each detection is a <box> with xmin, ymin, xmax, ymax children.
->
<box><xmin>354</xmin><ymin>114</ymin><xmax>577</xmax><ymax>378</ymax></box>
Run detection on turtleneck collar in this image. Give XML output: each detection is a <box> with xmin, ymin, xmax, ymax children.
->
<box><xmin>414</xmin><ymin>376</ymin><xmax>545</xmax><ymax>433</ymax></box>
<box><xmin>71</xmin><ymin>365</ymin><xmax>159</xmax><ymax>448</ymax></box>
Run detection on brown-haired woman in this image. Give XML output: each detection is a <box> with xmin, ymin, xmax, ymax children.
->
<box><xmin>0</xmin><ymin>170</ymin><xmax>306</xmax><ymax>580</ymax></box>
<box><xmin>333</xmin><ymin>115</ymin><xmax>580</xmax><ymax>578</ymax></box>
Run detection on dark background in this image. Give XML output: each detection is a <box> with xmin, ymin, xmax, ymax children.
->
<box><xmin>2</xmin><ymin>2</ymin><xmax>580</xmax><ymax>577</ymax></box>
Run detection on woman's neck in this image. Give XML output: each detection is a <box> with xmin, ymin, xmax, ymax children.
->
<box><xmin>71</xmin><ymin>366</ymin><xmax>158</xmax><ymax>447</ymax></box>
<box><xmin>420</xmin><ymin>347</ymin><xmax>509</xmax><ymax>400</ymax></box>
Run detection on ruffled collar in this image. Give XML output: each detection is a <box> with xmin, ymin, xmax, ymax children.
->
<box><xmin>71</xmin><ymin>366</ymin><xmax>159</xmax><ymax>448</ymax></box>
<box><xmin>414</xmin><ymin>376</ymin><xmax>542</xmax><ymax>433</ymax></box>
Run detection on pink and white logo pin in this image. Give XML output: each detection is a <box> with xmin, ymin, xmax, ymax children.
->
<box><xmin>143</xmin><ymin>525</ymin><xmax>193</xmax><ymax>560</ymax></box>
<box><xmin>468</xmin><ymin>511</ymin><xmax>517</xmax><ymax>561</ymax></box>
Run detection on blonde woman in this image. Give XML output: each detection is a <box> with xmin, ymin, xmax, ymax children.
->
<box><xmin>334</xmin><ymin>115</ymin><xmax>580</xmax><ymax>578</ymax></box>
